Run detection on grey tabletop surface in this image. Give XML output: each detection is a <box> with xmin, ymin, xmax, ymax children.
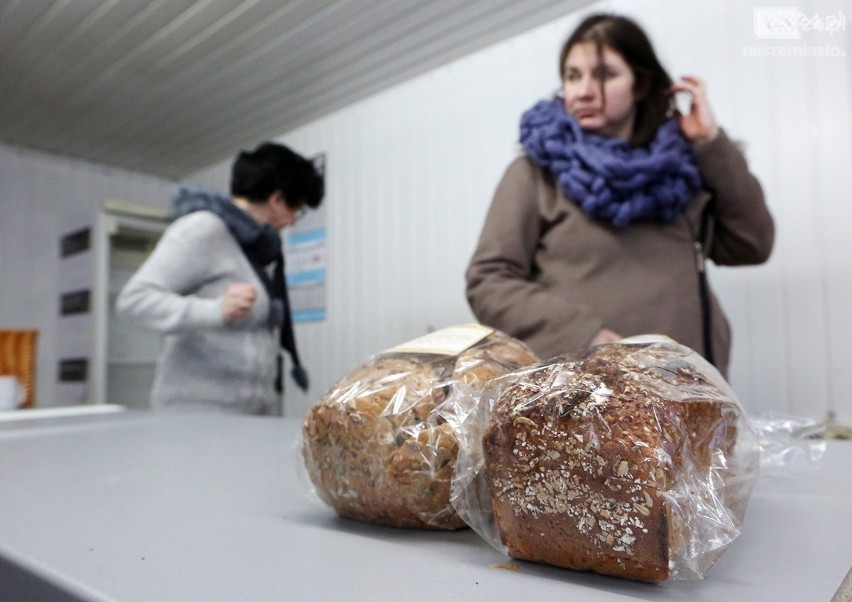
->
<box><xmin>0</xmin><ymin>410</ymin><xmax>850</xmax><ymax>602</ymax></box>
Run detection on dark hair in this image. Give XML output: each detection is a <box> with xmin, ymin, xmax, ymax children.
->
<box><xmin>230</xmin><ymin>142</ymin><xmax>324</xmax><ymax>209</ymax></box>
<box><xmin>559</xmin><ymin>14</ymin><xmax>672</xmax><ymax>146</ymax></box>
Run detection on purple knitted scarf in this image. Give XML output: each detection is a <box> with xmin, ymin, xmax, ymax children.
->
<box><xmin>520</xmin><ymin>97</ymin><xmax>702</xmax><ymax>228</ymax></box>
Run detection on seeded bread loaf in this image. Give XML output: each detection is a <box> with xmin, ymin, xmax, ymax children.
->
<box><xmin>302</xmin><ymin>325</ymin><xmax>538</xmax><ymax>529</ymax></box>
<box><xmin>480</xmin><ymin>338</ymin><xmax>757</xmax><ymax>582</ymax></box>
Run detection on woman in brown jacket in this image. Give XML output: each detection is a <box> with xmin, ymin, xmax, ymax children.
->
<box><xmin>465</xmin><ymin>14</ymin><xmax>774</xmax><ymax>378</ymax></box>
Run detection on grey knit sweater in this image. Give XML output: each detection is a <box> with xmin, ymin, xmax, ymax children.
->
<box><xmin>115</xmin><ymin>211</ymin><xmax>278</xmax><ymax>414</ymax></box>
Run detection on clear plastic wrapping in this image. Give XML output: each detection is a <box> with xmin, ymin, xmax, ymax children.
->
<box><xmin>750</xmin><ymin>412</ymin><xmax>827</xmax><ymax>475</ymax></box>
<box><xmin>300</xmin><ymin>324</ymin><xmax>539</xmax><ymax>530</ymax></box>
<box><xmin>447</xmin><ymin>336</ymin><xmax>759</xmax><ymax>582</ymax></box>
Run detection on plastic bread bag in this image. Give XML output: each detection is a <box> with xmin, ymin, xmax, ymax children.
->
<box><xmin>300</xmin><ymin>324</ymin><xmax>539</xmax><ymax>530</ymax></box>
<box><xmin>749</xmin><ymin>412</ymin><xmax>827</xmax><ymax>476</ymax></box>
<box><xmin>446</xmin><ymin>335</ymin><xmax>759</xmax><ymax>582</ymax></box>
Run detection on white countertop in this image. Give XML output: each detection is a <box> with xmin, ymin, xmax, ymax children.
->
<box><xmin>0</xmin><ymin>411</ymin><xmax>849</xmax><ymax>601</ymax></box>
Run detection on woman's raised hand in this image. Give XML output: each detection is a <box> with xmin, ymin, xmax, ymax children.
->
<box><xmin>669</xmin><ymin>75</ymin><xmax>719</xmax><ymax>143</ymax></box>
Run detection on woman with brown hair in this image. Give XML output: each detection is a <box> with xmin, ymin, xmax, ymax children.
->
<box><xmin>465</xmin><ymin>13</ymin><xmax>774</xmax><ymax>377</ymax></box>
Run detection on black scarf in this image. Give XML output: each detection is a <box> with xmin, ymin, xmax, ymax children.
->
<box><xmin>171</xmin><ymin>185</ymin><xmax>308</xmax><ymax>392</ymax></box>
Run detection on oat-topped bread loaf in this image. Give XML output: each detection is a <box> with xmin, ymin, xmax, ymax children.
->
<box><xmin>472</xmin><ymin>337</ymin><xmax>758</xmax><ymax>582</ymax></box>
<box><xmin>302</xmin><ymin>324</ymin><xmax>538</xmax><ymax>530</ymax></box>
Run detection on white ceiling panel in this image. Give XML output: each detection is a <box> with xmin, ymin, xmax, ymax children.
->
<box><xmin>0</xmin><ymin>0</ymin><xmax>593</xmax><ymax>179</ymax></box>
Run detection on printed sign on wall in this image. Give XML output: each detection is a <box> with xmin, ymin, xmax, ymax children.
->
<box><xmin>284</xmin><ymin>153</ymin><xmax>327</xmax><ymax>323</ymax></box>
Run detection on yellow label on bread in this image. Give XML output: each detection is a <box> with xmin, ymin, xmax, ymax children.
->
<box><xmin>384</xmin><ymin>323</ymin><xmax>495</xmax><ymax>356</ymax></box>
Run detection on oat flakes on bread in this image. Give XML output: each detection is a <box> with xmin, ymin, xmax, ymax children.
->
<box><xmin>301</xmin><ymin>324</ymin><xmax>539</xmax><ymax>529</ymax></box>
<box><xmin>456</xmin><ymin>336</ymin><xmax>758</xmax><ymax>581</ymax></box>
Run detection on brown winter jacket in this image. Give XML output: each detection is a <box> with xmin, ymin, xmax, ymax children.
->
<box><xmin>465</xmin><ymin>130</ymin><xmax>774</xmax><ymax>377</ymax></box>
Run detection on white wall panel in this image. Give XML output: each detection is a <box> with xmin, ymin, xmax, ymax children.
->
<box><xmin>0</xmin><ymin>143</ymin><xmax>173</xmax><ymax>407</ymax></box>
<box><xmin>190</xmin><ymin>0</ymin><xmax>852</xmax><ymax>425</ymax></box>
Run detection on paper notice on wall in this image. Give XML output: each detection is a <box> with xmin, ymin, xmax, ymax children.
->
<box><xmin>284</xmin><ymin>226</ymin><xmax>326</xmax><ymax>322</ymax></box>
<box><xmin>284</xmin><ymin>152</ymin><xmax>327</xmax><ymax>323</ymax></box>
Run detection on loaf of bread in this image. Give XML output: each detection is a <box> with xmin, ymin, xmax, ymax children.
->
<box><xmin>301</xmin><ymin>324</ymin><xmax>539</xmax><ymax>529</ymax></box>
<box><xmin>475</xmin><ymin>337</ymin><xmax>757</xmax><ymax>582</ymax></box>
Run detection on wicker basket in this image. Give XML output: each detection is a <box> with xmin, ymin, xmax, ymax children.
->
<box><xmin>0</xmin><ymin>330</ymin><xmax>38</xmax><ymax>408</ymax></box>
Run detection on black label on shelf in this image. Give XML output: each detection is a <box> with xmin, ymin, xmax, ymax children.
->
<box><xmin>59</xmin><ymin>358</ymin><xmax>88</xmax><ymax>382</ymax></box>
<box><xmin>60</xmin><ymin>227</ymin><xmax>91</xmax><ymax>257</ymax></box>
<box><xmin>60</xmin><ymin>289</ymin><xmax>91</xmax><ymax>315</ymax></box>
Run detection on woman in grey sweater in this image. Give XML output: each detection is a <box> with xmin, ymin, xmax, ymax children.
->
<box><xmin>116</xmin><ymin>143</ymin><xmax>323</xmax><ymax>414</ymax></box>
<box><xmin>465</xmin><ymin>14</ymin><xmax>774</xmax><ymax>377</ymax></box>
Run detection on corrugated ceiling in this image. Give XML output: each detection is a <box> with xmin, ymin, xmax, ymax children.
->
<box><xmin>0</xmin><ymin>0</ymin><xmax>593</xmax><ymax>180</ymax></box>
